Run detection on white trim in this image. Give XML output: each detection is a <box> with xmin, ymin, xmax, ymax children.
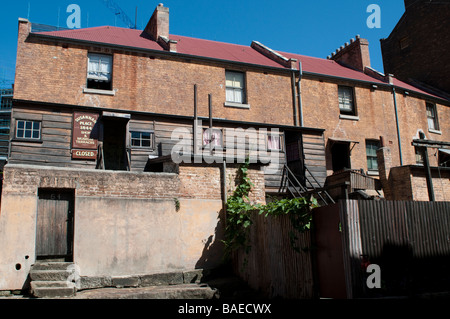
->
<box><xmin>428</xmin><ymin>129</ymin><xmax>442</xmax><ymax>135</ymax></box>
<box><xmin>366</xmin><ymin>170</ymin><xmax>379</xmax><ymax>176</ymax></box>
<box><xmin>83</xmin><ymin>88</ymin><xmax>116</xmax><ymax>96</ymax></box>
<box><xmin>339</xmin><ymin>114</ymin><xmax>359</xmax><ymax>121</ymax></box>
<box><xmin>224</xmin><ymin>102</ymin><xmax>250</xmax><ymax>109</ymax></box>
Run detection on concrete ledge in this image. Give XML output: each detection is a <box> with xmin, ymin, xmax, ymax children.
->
<box><xmin>140</xmin><ymin>272</ymin><xmax>183</xmax><ymax>287</ymax></box>
<box><xmin>80</xmin><ymin>276</ymin><xmax>112</xmax><ymax>290</ymax></box>
<box><xmin>112</xmin><ymin>275</ymin><xmax>140</xmax><ymax>288</ymax></box>
<box><xmin>79</xmin><ymin>269</ymin><xmax>208</xmax><ymax>291</ymax></box>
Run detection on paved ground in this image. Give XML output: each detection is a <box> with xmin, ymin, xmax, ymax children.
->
<box><xmin>0</xmin><ymin>275</ymin><xmax>265</xmax><ymax>299</ymax></box>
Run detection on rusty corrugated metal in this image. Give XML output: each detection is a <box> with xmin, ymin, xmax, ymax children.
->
<box><xmin>232</xmin><ymin>212</ymin><xmax>315</xmax><ymax>299</ymax></box>
<box><xmin>342</xmin><ymin>200</ymin><xmax>450</xmax><ymax>297</ymax></box>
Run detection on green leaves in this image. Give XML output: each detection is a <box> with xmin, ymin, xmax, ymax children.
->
<box><xmin>223</xmin><ymin>159</ymin><xmax>319</xmax><ymax>260</ymax></box>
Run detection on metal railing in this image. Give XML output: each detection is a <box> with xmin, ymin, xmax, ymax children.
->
<box><xmin>279</xmin><ymin>164</ymin><xmax>335</xmax><ymax>206</ymax></box>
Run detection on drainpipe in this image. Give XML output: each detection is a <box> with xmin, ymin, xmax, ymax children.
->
<box><xmin>193</xmin><ymin>84</ymin><xmax>198</xmax><ymax>155</ymax></box>
<box><xmin>391</xmin><ymin>83</ymin><xmax>403</xmax><ymax>166</ymax></box>
<box><xmin>298</xmin><ymin>61</ymin><xmax>304</xmax><ymax>127</ymax></box>
<box><xmin>292</xmin><ymin>70</ymin><xmax>298</xmax><ymax>127</ymax></box>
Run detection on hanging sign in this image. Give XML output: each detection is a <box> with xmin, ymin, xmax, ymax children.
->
<box><xmin>72</xmin><ymin>112</ymin><xmax>99</xmax><ymax>149</ymax></box>
<box><xmin>72</xmin><ymin>112</ymin><xmax>99</xmax><ymax>160</ymax></box>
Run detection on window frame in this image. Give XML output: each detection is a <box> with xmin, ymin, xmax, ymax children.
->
<box><xmin>86</xmin><ymin>53</ymin><xmax>114</xmax><ymax>91</ymax></box>
<box><xmin>365</xmin><ymin>140</ymin><xmax>380</xmax><ymax>173</ymax></box>
<box><xmin>130</xmin><ymin>130</ymin><xmax>154</xmax><ymax>149</ymax></box>
<box><xmin>267</xmin><ymin>134</ymin><xmax>283</xmax><ymax>151</ymax></box>
<box><xmin>15</xmin><ymin>119</ymin><xmax>42</xmax><ymax>141</ymax></box>
<box><xmin>415</xmin><ymin>146</ymin><xmax>424</xmax><ymax>165</ymax></box>
<box><xmin>426</xmin><ymin>102</ymin><xmax>440</xmax><ymax>132</ymax></box>
<box><xmin>202</xmin><ymin>128</ymin><xmax>224</xmax><ymax>148</ymax></box>
<box><xmin>225</xmin><ymin>70</ymin><xmax>247</xmax><ymax>105</ymax></box>
<box><xmin>338</xmin><ymin>85</ymin><xmax>357</xmax><ymax>116</ymax></box>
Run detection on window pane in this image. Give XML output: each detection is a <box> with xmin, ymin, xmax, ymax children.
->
<box><xmin>32</xmin><ymin>130</ymin><xmax>40</xmax><ymax>139</ymax></box>
<box><xmin>24</xmin><ymin>130</ymin><xmax>32</xmax><ymax>138</ymax></box>
<box><xmin>368</xmin><ymin>158</ymin><xmax>378</xmax><ymax>171</ymax></box>
<box><xmin>25</xmin><ymin>121</ymin><xmax>32</xmax><ymax>130</ymax></box>
<box><xmin>131</xmin><ymin>132</ymin><xmax>140</xmax><ymax>139</ymax></box>
<box><xmin>211</xmin><ymin>129</ymin><xmax>222</xmax><ymax>146</ymax></box>
<box><xmin>268</xmin><ymin>136</ymin><xmax>281</xmax><ymax>150</ymax></box>
<box><xmin>226</xmin><ymin>71</ymin><xmax>245</xmax><ymax>103</ymax></box>
<box><xmin>233</xmin><ymin>88</ymin><xmax>243</xmax><ymax>103</ymax></box>
<box><xmin>17</xmin><ymin>129</ymin><xmax>24</xmax><ymax>138</ymax></box>
<box><xmin>17</xmin><ymin>121</ymin><xmax>24</xmax><ymax>129</ymax></box>
<box><xmin>141</xmin><ymin>132</ymin><xmax>151</xmax><ymax>140</ymax></box>
<box><xmin>428</xmin><ymin>118</ymin><xmax>435</xmax><ymax>130</ymax></box>
<box><xmin>88</xmin><ymin>54</ymin><xmax>112</xmax><ymax>81</ymax></box>
<box><xmin>339</xmin><ymin>86</ymin><xmax>354</xmax><ymax>112</ymax></box>
<box><xmin>226</xmin><ymin>88</ymin><xmax>235</xmax><ymax>102</ymax></box>
<box><xmin>131</xmin><ymin>139</ymin><xmax>140</xmax><ymax>147</ymax></box>
<box><xmin>203</xmin><ymin>129</ymin><xmax>210</xmax><ymax>145</ymax></box>
<box><xmin>226</xmin><ymin>71</ymin><xmax>244</xmax><ymax>88</ymax></box>
<box><xmin>142</xmin><ymin>139</ymin><xmax>151</xmax><ymax>147</ymax></box>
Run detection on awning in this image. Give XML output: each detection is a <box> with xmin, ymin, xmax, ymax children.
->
<box><xmin>328</xmin><ymin>137</ymin><xmax>359</xmax><ymax>153</ymax></box>
<box><xmin>328</xmin><ymin>137</ymin><xmax>360</xmax><ymax>144</ymax></box>
<box><xmin>102</xmin><ymin>111</ymin><xmax>131</xmax><ymax>120</ymax></box>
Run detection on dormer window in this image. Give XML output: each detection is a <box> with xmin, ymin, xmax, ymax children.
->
<box><xmin>87</xmin><ymin>53</ymin><xmax>113</xmax><ymax>91</ymax></box>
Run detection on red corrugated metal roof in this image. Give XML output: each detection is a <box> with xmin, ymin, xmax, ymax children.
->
<box><xmin>33</xmin><ymin>26</ymin><xmax>444</xmax><ymax>100</ymax></box>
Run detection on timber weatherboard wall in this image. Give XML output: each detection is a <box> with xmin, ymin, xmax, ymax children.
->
<box><xmin>8</xmin><ymin>102</ymin><xmax>326</xmax><ymax>191</ymax></box>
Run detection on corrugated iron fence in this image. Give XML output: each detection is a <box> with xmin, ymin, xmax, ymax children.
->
<box><xmin>232</xmin><ymin>200</ymin><xmax>450</xmax><ymax>299</ymax></box>
<box><xmin>317</xmin><ymin>200</ymin><xmax>450</xmax><ymax>298</ymax></box>
<box><xmin>232</xmin><ymin>212</ymin><xmax>315</xmax><ymax>299</ymax></box>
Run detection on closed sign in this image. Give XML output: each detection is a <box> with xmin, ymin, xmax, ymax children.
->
<box><xmin>72</xmin><ymin>149</ymin><xmax>97</xmax><ymax>160</ymax></box>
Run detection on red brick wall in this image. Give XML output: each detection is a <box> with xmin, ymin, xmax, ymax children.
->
<box><xmin>301</xmin><ymin>76</ymin><xmax>450</xmax><ymax>174</ymax></box>
<box><xmin>381</xmin><ymin>2</ymin><xmax>450</xmax><ymax>94</ymax></box>
<box><xmin>14</xmin><ymin>20</ymin><xmax>294</xmax><ymax>126</ymax></box>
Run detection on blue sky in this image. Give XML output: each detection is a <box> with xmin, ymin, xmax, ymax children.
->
<box><xmin>0</xmin><ymin>0</ymin><xmax>406</xmax><ymax>88</ymax></box>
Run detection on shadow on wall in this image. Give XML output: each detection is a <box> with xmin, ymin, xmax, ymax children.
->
<box><xmin>195</xmin><ymin>209</ymin><xmax>226</xmax><ymax>271</ymax></box>
<box><xmin>352</xmin><ymin>243</ymin><xmax>450</xmax><ymax>298</ymax></box>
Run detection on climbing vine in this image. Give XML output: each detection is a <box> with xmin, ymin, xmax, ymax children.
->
<box><xmin>223</xmin><ymin>158</ymin><xmax>318</xmax><ymax>258</ymax></box>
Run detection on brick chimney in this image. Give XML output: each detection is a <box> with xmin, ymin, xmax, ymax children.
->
<box><xmin>145</xmin><ymin>3</ymin><xmax>170</xmax><ymax>41</ymax></box>
<box><xmin>144</xmin><ymin>3</ymin><xmax>177</xmax><ymax>52</ymax></box>
<box><xmin>328</xmin><ymin>35</ymin><xmax>371</xmax><ymax>72</ymax></box>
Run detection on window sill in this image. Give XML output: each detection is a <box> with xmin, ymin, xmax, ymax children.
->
<box><xmin>428</xmin><ymin>129</ymin><xmax>442</xmax><ymax>135</ymax></box>
<box><xmin>12</xmin><ymin>138</ymin><xmax>43</xmax><ymax>144</ymax></box>
<box><xmin>339</xmin><ymin>114</ymin><xmax>359</xmax><ymax>121</ymax></box>
<box><xmin>224</xmin><ymin>102</ymin><xmax>250</xmax><ymax>109</ymax></box>
<box><xmin>83</xmin><ymin>88</ymin><xmax>116</xmax><ymax>96</ymax></box>
<box><xmin>367</xmin><ymin>170</ymin><xmax>379</xmax><ymax>176</ymax></box>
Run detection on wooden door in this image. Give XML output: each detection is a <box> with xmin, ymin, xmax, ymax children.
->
<box><xmin>36</xmin><ymin>189</ymin><xmax>74</xmax><ymax>261</ymax></box>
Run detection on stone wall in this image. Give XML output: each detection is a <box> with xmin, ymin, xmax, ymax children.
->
<box><xmin>0</xmin><ymin>162</ymin><xmax>266</xmax><ymax>290</ymax></box>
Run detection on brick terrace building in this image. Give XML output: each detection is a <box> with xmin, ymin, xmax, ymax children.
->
<box><xmin>381</xmin><ymin>0</ymin><xmax>450</xmax><ymax>95</ymax></box>
<box><xmin>0</xmin><ymin>3</ymin><xmax>449</xmax><ymax>293</ymax></box>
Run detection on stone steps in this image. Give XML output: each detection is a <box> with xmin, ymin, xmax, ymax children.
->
<box><xmin>29</xmin><ymin>262</ymin><xmax>78</xmax><ymax>298</ymax></box>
